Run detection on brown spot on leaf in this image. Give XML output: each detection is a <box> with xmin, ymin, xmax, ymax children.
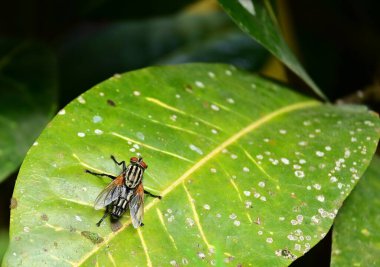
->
<box><xmin>41</xmin><ymin>214</ymin><xmax>49</xmax><ymax>221</ymax></box>
<box><xmin>10</xmin><ymin>198</ymin><xmax>17</xmax><ymax>209</ymax></box>
<box><xmin>107</xmin><ymin>99</ymin><xmax>116</xmax><ymax>106</ymax></box>
<box><xmin>253</xmin><ymin>217</ymin><xmax>261</xmax><ymax>225</ymax></box>
<box><xmin>281</xmin><ymin>249</ymin><xmax>296</xmax><ymax>260</ymax></box>
<box><xmin>81</xmin><ymin>231</ymin><xmax>104</xmax><ymax>244</ymax></box>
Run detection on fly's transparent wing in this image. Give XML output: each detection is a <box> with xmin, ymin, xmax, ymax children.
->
<box><xmin>94</xmin><ymin>175</ymin><xmax>126</xmax><ymax>210</ymax></box>
<box><xmin>129</xmin><ymin>183</ymin><xmax>144</xmax><ymax>228</ymax></box>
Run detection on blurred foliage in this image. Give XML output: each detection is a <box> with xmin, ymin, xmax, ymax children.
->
<box><xmin>0</xmin><ymin>230</ymin><xmax>8</xmax><ymax>263</ymax></box>
<box><xmin>0</xmin><ymin>40</ymin><xmax>58</xmax><ymax>182</ymax></box>
<box><xmin>57</xmin><ymin>11</ymin><xmax>268</xmax><ymax>105</ymax></box>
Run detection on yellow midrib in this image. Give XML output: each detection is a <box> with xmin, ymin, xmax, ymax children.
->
<box><xmin>74</xmin><ymin>100</ymin><xmax>320</xmax><ymax>266</ymax></box>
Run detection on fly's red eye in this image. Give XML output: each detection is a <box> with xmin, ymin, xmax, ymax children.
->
<box><xmin>130</xmin><ymin>157</ymin><xmax>138</xmax><ymax>163</ymax></box>
<box><xmin>140</xmin><ymin>161</ymin><xmax>148</xmax><ymax>169</ymax></box>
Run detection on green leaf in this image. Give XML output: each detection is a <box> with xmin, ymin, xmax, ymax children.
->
<box><xmin>58</xmin><ymin>11</ymin><xmax>268</xmax><ymax>105</ymax></box>
<box><xmin>331</xmin><ymin>155</ymin><xmax>380</xmax><ymax>266</ymax></box>
<box><xmin>3</xmin><ymin>64</ymin><xmax>379</xmax><ymax>266</ymax></box>
<box><xmin>0</xmin><ymin>40</ymin><xmax>58</xmax><ymax>183</ymax></box>
<box><xmin>218</xmin><ymin>0</ymin><xmax>328</xmax><ymax>101</ymax></box>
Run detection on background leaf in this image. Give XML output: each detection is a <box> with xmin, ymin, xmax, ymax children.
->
<box><xmin>331</xmin><ymin>155</ymin><xmax>380</xmax><ymax>266</ymax></box>
<box><xmin>57</xmin><ymin>11</ymin><xmax>268</xmax><ymax>105</ymax></box>
<box><xmin>158</xmin><ymin>28</ymin><xmax>268</xmax><ymax>70</ymax></box>
<box><xmin>3</xmin><ymin>64</ymin><xmax>379</xmax><ymax>266</ymax></box>
<box><xmin>218</xmin><ymin>0</ymin><xmax>327</xmax><ymax>101</ymax></box>
<box><xmin>0</xmin><ymin>40</ymin><xmax>58</xmax><ymax>183</ymax></box>
<box><xmin>0</xmin><ymin>230</ymin><xmax>8</xmax><ymax>263</ymax></box>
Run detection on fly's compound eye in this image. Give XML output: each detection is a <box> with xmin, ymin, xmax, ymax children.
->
<box><xmin>130</xmin><ymin>157</ymin><xmax>138</xmax><ymax>163</ymax></box>
<box><xmin>139</xmin><ymin>161</ymin><xmax>148</xmax><ymax>169</ymax></box>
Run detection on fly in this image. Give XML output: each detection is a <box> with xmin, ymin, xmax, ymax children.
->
<box><xmin>85</xmin><ymin>155</ymin><xmax>161</xmax><ymax>228</ymax></box>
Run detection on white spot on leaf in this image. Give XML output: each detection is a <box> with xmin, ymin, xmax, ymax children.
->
<box><xmin>77</xmin><ymin>96</ymin><xmax>86</xmax><ymax>104</ymax></box>
<box><xmin>195</xmin><ymin>81</ymin><xmax>205</xmax><ymax>88</ymax></box>
<box><xmin>189</xmin><ymin>144</ymin><xmax>203</xmax><ymax>155</ymax></box>
<box><xmin>316</xmin><ymin>195</ymin><xmax>325</xmax><ymax>202</ymax></box>
<box><xmin>94</xmin><ymin>129</ymin><xmax>103</xmax><ymax>135</ymax></box>
<box><xmin>211</xmin><ymin>104</ymin><xmax>220</xmax><ymax>111</ymax></box>
<box><xmin>294</xmin><ymin>170</ymin><xmax>305</xmax><ymax>178</ymax></box>
<box><xmin>92</xmin><ymin>115</ymin><xmax>103</xmax><ymax>123</ymax></box>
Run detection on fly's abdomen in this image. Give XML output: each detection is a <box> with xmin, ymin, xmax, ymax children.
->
<box><xmin>110</xmin><ymin>197</ymin><xmax>128</xmax><ymax>219</ymax></box>
<box><xmin>110</xmin><ymin>190</ymin><xmax>134</xmax><ymax>219</ymax></box>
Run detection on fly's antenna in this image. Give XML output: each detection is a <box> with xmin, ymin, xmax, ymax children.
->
<box><xmin>138</xmin><ymin>156</ymin><xmax>143</xmax><ymax>163</ymax></box>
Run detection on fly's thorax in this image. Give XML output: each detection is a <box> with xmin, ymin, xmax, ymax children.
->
<box><xmin>124</xmin><ymin>164</ymin><xmax>144</xmax><ymax>188</ymax></box>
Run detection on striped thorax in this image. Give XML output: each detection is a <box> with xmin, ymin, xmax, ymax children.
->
<box><xmin>125</xmin><ymin>156</ymin><xmax>148</xmax><ymax>188</ymax></box>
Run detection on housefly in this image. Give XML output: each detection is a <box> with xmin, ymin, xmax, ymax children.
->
<box><xmin>85</xmin><ymin>155</ymin><xmax>161</xmax><ymax>228</ymax></box>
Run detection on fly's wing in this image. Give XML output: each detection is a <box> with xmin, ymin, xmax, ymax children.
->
<box><xmin>129</xmin><ymin>183</ymin><xmax>144</xmax><ymax>228</ymax></box>
<box><xmin>94</xmin><ymin>175</ymin><xmax>126</xmax><ymax>210</ymax></box>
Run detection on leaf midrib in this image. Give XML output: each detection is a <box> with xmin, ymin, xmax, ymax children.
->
<box><xmin>74</xmin><ymin>100</ymin><xmax>320</xmax><ymax>266</ymax></box>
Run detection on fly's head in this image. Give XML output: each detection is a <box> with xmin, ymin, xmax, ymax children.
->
<box><xmin>130</xmin><ymin>156</ymin><xmax>148</xmax><ymax>170</ymax></box>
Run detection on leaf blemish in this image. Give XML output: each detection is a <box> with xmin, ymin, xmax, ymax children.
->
<box><xmin>107</xmin><ymin>99</ymin><xmax>116</xmax><ymax>106</ymax></box>
<box><xmin>189</xmin><ymin>144</ymin><xmax>203</xmax><ymax>155</ymax></box>
<box><xmin>92</xmin><ymin>115</ymin><xmax>103</xmax><ymax>123</ymax></box>
<box><xmin>94</xmin><ymin>129</ymin><xmax>103</xmax><ymax>135</ymax></box>
<box><xmin>77</xmin><ymin>95</ymin><xmax>86</xmax><ymax>104</ymax></box>
<box><xmin>10</xmin><ymin>197</ymin><xmax>18</xmax><ymax>209</ymax></box>
<box><xmin>195</xmin><ymin>81</ymin><xmax>205</xmax><ymax>88</ymax></box>
<box><xmin>81</xmin><ymin>231</ymin><xmax>104</xmax><ymax>244</ymax></box>
<box><xmin>40</xmin><ymin>213</ymin><xmax>49</xmax><ymax>221</ymax></box>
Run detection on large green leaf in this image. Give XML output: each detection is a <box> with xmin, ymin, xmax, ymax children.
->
<box><xmin>331</xmin><ymin>156</ymin><xmax>380</xmax><ymax>266</ymax></box>
<box><xmin>218</xmin><ymin>0</ymin><xmax>327</xmax><ymax>101</ymax></box>
<box><xmin>0</xmin><ymin>40</ymin><xmax>58</xmax><ymax>183</ymax></box>
<box><xmin>3</xmin><ymin>64</ymin><xmax>379</xmax><ymax>266</ymax></box>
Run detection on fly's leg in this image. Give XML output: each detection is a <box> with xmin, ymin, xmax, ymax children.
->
<box><xmin>96</xmin><ymin>212</ymin><xmax>109</xmax><ymax>227</ymax></box>
<box><xmin>110</xmin><ymin>155</ymin><xmax>126</xmax><ymax>171</ymax></box>
<box><xmin>85</xmin><ymin>170</ymin><xmax>116</xmax><ymax>180</ymax></box>
<box><xmin>144</xmin><ymin>190</ymin><xmax>162</xmax><ymax>199</ymax></box>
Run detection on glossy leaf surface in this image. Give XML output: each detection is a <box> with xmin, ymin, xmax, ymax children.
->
<box><xmin>3</xmin><ymin>64</ymin><xmax>379</xmax><ymax>266</ymax></box>
<box><xmin>0</xmin><ymin>40</ymin><xmax>57</xmax><ymax>183</ymax></box>
<box><xmin>331</xmin><ymin>156</ymin><xmax>380</xmax><ymax>266</ymax></box>
<box><xmin>218</xmin><ymin>0</ymin><xmax>327</xmax><ymax>100</ymax></box>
